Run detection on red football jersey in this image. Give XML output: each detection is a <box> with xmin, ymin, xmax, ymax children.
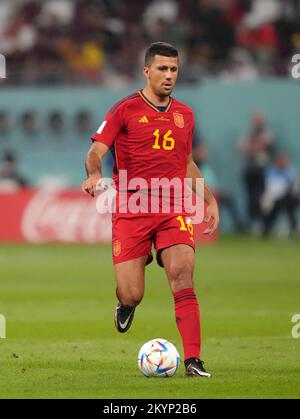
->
<box><xmin>92</xmin><ymin>91</ymin><xmax>194</xmax><ymax>193</ymax></box>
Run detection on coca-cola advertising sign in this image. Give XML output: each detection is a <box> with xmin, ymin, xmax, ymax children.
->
<box><xmin>0</xmin><ymin>188</ymin><xmax>112</xmax><ymax>243</ymax></box>
<box><xmin>0</xmin><ymin>188</ymin><xmax>217</xmax><ymax>243</ymax></box>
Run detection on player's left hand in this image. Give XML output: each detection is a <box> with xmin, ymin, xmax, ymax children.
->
<box><xmin>203</xmin><ymin>199</ymin><xmax>219</xmax><ymax>235</ymax></box>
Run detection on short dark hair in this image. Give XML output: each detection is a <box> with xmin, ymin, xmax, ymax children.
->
<box><xmin>145</xmin><ymin>42</ymin><xmax>178</xmax><ymax>66</ymax></box>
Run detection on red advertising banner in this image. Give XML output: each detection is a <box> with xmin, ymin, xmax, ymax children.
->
<box><xmin>0</xmin><ymin>188</ymin><xmax>217</xmax><ymax>244</ymax></box>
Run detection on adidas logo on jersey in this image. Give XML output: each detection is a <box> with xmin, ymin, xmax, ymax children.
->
<box><xmin>139</xmin><ymin>116</ymin><xmax>149</xmax><ymax>123</ymax></box>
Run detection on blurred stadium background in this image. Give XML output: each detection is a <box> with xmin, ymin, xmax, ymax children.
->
<box><xmin>0</xmin><ymin>0</ymin><xmax>300</xmax><ymax>399</ymax></box>
<box><xmin>1</xmin><ymin>0</ymin><xmax>300</xmax><ymax>237</ymax></box>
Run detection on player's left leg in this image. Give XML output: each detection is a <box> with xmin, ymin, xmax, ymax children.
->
<box><xmin>159</xmin><ymin>244</ymin><xmax>211</xmax><ymax>378</ymax></box>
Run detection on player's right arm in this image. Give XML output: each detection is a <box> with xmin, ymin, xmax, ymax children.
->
<box><xmin>82</xmin><ymin>141</ymin><xmax>109</xmax><ymax>197</ymax></box>
<box><xmin>82</xmin><ymin>106</ymin><xmax>123</xmax><ymax>197</ymax></box>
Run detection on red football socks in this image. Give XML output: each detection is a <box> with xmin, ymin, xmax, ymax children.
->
<box><xmin>173</xmin><ymin>288</ymin><xmax>201</xmax><ymax>360</ymax></box>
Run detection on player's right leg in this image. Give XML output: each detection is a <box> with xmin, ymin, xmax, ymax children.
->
<box><xmin>114</xmin><ymin>256</ymin><xmax>148</xmax><ymax>333</ymax></box>
<box><xmin>112</xmin><ymin>213</ymin><xmax>153</xmax><ymax>333</ymax></box>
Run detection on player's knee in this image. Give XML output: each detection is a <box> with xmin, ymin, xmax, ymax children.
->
<box><xmin>121</xmin><ymin>289</ymin><xmax>144</xmax><ymax>307</ymax></box>
<box><xmin>168</xmin><ymin>262</ymin><xmax>193</xmax><ymax>290</ymax></box>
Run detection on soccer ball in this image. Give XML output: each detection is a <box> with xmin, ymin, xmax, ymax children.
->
<box><xmin>138</xmin><ymin>338</ymin><xmax>180</xmax><ymax>377</ymax></box>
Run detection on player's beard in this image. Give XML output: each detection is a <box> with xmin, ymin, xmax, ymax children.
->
<box><xmin>157</xmin><ymin>86</ymin><xmax>173</xmax><ymax>99</ymax></box>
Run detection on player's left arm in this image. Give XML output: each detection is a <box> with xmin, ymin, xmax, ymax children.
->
<box><xmin>186</xmin><ymin>154</ymin><xmax>220</xmax><ymax>235</ymax></box>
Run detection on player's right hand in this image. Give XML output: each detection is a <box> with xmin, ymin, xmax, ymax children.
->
<box><xmin>81</xmin><ymin>175</ymin><xmax>101</xmax><ymax>197</ymax></box>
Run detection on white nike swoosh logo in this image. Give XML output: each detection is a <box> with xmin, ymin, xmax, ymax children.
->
<box><xmin>190</xmin><ymin>366</ymin><xmax>211</xmax><ymax>377</ymax></box>
<box><xmin>119</xmin><ymin>312</ymin><xmax>133</xmax><ymax>329</ymax></box>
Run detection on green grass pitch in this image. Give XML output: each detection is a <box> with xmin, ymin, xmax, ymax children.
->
<box><xmin>0</xmin><ymin>237</ymin><xmax>300</xmax><ymax>399</ymax></box>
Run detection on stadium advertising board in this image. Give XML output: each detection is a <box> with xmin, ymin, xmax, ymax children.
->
<box><xmin>0</xmin><ymin>189</ymin><xmax>217</xmax><ymax>244</ymax></box>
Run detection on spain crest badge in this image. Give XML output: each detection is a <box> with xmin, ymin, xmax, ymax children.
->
<box><xmin>173</xmin><ymin>112</ymin><xmax>184</xmax><ymax>128</ymax></box>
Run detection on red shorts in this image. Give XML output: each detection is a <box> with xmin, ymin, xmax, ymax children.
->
<box><xmin>112</xmin><ymin>213</ymin><xmax>195</xmax><ymax>267</ymax></box>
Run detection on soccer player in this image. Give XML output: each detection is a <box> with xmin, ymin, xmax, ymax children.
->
<box><xmin>82</xmin><ymin>42</ymin><xmax>219</xmax><ymax>377</ymax></box>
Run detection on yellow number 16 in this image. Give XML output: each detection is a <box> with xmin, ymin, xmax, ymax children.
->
<box><xmin>153</xmin><ymin>129</ymin><xmax>175</xmax><ymax>151</ymax></box>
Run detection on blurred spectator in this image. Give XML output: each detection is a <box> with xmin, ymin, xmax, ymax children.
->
<box><xmin>48</xmin><ymin>111</ymin><xmax>65</xmax><ymax>134</ymax></box>
<box><xmin>238</xmin><ymin>23</ymin><xmax>279</xmax><ymax>73</ymax></box>
<box><xmin>238</xmin><ymin>112</ymin><xmax>275</xmax><ymax>230</ymax></box>
<box><xmin>0</xmin><ymin>0</ymin><xmax>299</xmax><ymax>85</ymax></box>
<box><xmin>237</xmin><ymin>0</ymin><xmax>287</xmax><ymax>74</ymax></box>
<box><xmin>20</xmin><ymin>111</ymin><xmax>40</xmax><ymax>137</ymax></box>
<box><xmin>186</xmin><ymin>0</ymin><xmax>235</xmax><ymax>75</ymax></box>
<box><xmin>116</xmin><ymin>22</ymin><xmax>146</xmax><ymax>81</ymax></box>
<box><xmin>0</xmin><ymin>111</ymin><xmax>14</xmax><ymax>154</ymax></box>
<box><xmin>242</xmin><ymin>0</ymin><xmax>281</xmax><ymax>28</ymax></box>
<box><xmin>0</xmin><ymin>111</ymin><xmax>12</xmax><ymax>137</ymax></box>
<box><xmin>193</xmin><ymin>140</ymin><xmax>245</xmax><ymax>232</ymax></box>
<box><xmin>193</xmin><ymin>140</ymin><xmax>218</xmax><ymax>189</ymax></box>
<box><xmin>0</xmin><ymin>152</ymin><xmax>28</xmax><ymax>189</ymax></box>
<box><xmin>143</xmin><ymin>0</ymin><xmax>188</xmax><ymax>48</ymax></box>
<box><xmin>0</xmin><ymin>1</ymin><xmax>39</xmax><ymax>56</ymax></box>
<box><xmin>221</xmin><ymin>0</ymin><xmax>250</xmax><ymax>25</ymax></box>
<box><xmin>38</xmin><ymin>0</ymin><xmax>75</xmax><ymax>27</ymax></box>
<box><xmin>47</xmin><ymin>111</ymin><xmax>66</xmax><ymax>137</ymax></box>
<box><xmin>261</xmin><ymin>153</ymin><xmax>299</xmax><ymax>236</ymax></box>
<box><xmin>59</xmin><ymin>37</ymin><xmax>105</xmax><ymax>83</ymax></box>
<box><xmin>220</xmin><ymin>48</ymin><xmax>259</xmax><ymax>81</ymax></box>
<box><xmin>143</xmin><ymin>0</ymin><xmax>179</xmax><ymax>33</ymax></box>
<box><xmin>74</xmin><ymin>110</ymin><xmax>93</xmax><ymax>135</ymax></box>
